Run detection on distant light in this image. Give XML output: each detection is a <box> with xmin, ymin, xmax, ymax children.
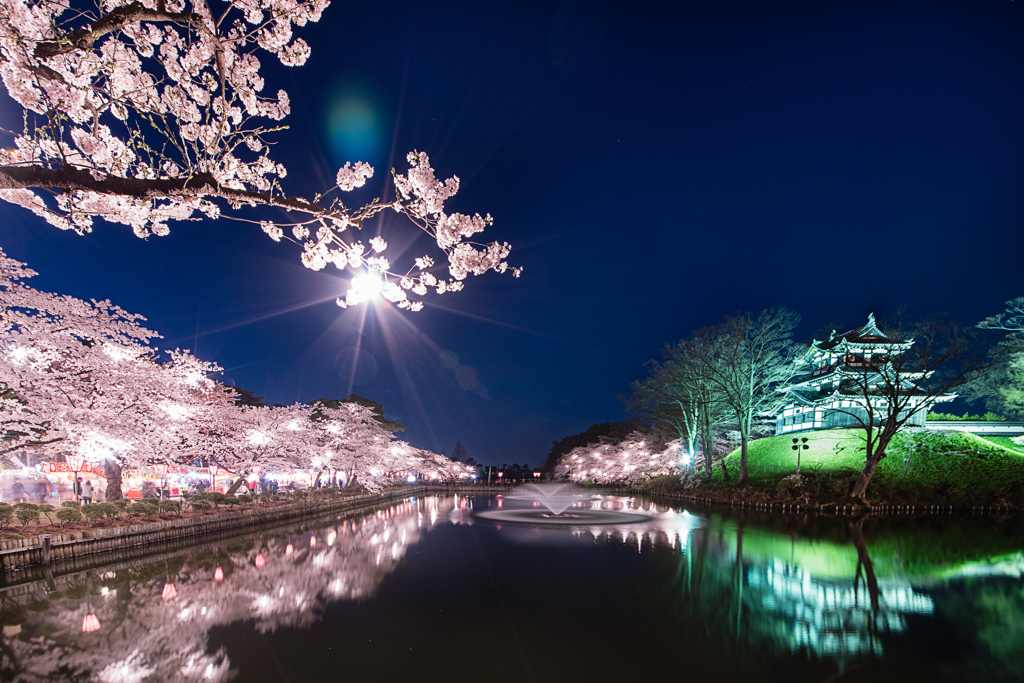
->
<box><xmin>255</xmin><ymin>554</ymin><xmax>266</xmax><ymax>568</ymax></box>
<box><xmin>162</xmin><ymin>583</ymin><xmax>177</xmax><ymax>600</ymax></box>
<box><xmin>214</xmin><ymin>567</ymin><xmax>224</xmax><ymax>582</ymax></box>
<box><xmin>406</xmin><ymin>475</ymin><xmax>416</xmax><ymax>483</ymax></box>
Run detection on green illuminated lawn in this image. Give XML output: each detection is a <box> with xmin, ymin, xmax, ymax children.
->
<box><xmin>717</xmin><ymin>429</ymin><xmax>1024</xmax><ymax>486</ymax></box>
<box><xmin>682</xmin><ymin>428</ymin><xmax>1024</xmax><ymax>506</ymax></box>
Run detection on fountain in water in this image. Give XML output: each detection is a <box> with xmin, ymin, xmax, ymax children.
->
<box><xmin>475</xmin><ymin>484</ymin><xmax>649</xmax><ymax>525</ymax></box>
<box><xmin>503</xmin><ymin>484</ymin><xmax>589</xmax><ymax>517</ymax></box>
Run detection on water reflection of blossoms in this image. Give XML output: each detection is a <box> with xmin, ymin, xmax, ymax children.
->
<box><xmin>0</xmin><ymin>496</ymin><xmax>452</xmax><ymax>682</ymax></box>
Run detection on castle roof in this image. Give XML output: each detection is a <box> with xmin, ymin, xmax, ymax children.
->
<box><xmin>815</xmin><ymin>313</ymin><xmax>906</xmax><ymax>351</ymax></box>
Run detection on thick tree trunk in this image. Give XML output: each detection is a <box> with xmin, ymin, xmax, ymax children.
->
<box><xmin>104</xmin><ymin>458</ymin><xmax>122</xmax><ymax>501</ymax></box>
<box><xmin>737</xmin><ymin>430</ymin><xmax>749</xmax><ymax>483</ymax></box>
<box><xmin>851</xmin><ymin>447</ymin><xmax>886</xmax><ymax>499</ymax></box>
<box><xmin>225</xmin><ymin>476</ymin><xmax>245</xmax><ymax>496</ymax></box>
<box><xmin>700</xmin><ymin>425</ymin><xmax>714</xmax><ymax>481</ymax></box>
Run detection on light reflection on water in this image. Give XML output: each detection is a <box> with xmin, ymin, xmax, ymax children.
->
<box><xmin>1</xmin><ymin>494</ymin><xmax>1022</xmax><ymax>682</ymax></box>
<box><xmin>0</xmin><ymin>497</ymin><xmax>440</xmax><ymax>682</ymax></box>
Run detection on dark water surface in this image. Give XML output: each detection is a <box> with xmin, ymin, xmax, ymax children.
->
<box><xmin>2</xmin><ymin>494</ymin><xmax>1022</xmax><ymax>682</ymax></box>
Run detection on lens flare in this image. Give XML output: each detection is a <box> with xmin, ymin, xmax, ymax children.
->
<box><xmin>348</xmin><ymin>273</ymin><xmax>382</xmax><ymax>304</ymax></box>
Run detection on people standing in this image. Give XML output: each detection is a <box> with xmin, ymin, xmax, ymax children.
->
<box><xmin>81</xmin><ymin>479</ymin><xmax>94</xmax><ymax>504</ymax></box>
<box><xmin>74</xmin><ymin>477</ymin><xmax>83</xmax><ymax>502</ymax></box>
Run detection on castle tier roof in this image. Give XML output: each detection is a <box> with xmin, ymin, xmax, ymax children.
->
<box><xmin>784</xmin><ymin>365</ymin><xmax>928</xmax><ymax>391</ymax></box>
<box><xmin>815</xmin><ymin>313</ymin><xmax>909</xmax><ymax>351</ymax></box>
<box><xmin>776</xmin><ymin>386</ymin><xmax>956</xmax><ymax>410</ymax></box>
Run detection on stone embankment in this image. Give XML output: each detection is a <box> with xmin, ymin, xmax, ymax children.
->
<box><xmin>1</xmin><ymin>486</ymin><xmax>427</xmax><ymax>572</ymax></box>
<box><xmin>616</xmin><ymin>488</ymin><xmax>1019</xmax><ymax>516</ymax></box>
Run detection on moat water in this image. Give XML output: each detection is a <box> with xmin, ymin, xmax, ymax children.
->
<box><xmin>1</xmin><ymin>493</ymin><xmax>1022</xmax><ymax>682</ymax></box>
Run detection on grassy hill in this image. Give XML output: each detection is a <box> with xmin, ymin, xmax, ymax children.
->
<box><xmin>681</xmin><ymin>428</ymin><xmax>1024</xmax><ymax>507</ymax></box>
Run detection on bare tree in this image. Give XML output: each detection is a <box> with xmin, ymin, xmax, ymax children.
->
<box><xmin>628</xmin><ymin>337</ymin><xmax>730</xmax><ymax>479</ymax></box>
<box><xmin>691</xmin><ymin>308</ymin><xmax>803</xmax><ymax>483</ymax></box>
<box><xmin>826</xmin><ymin>314</ymin><xmax>1002</xmax><ymax>499</ymax></box>
<box><xmin>451</xmin><ymin>442</ymin><xmax>468</xmax><ymax>462</ymax></box>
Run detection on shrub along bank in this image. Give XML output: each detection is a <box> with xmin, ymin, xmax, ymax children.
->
<box><xmin>0</xmin><ymin>485</ymin><xmax>371</xmax><ymax>540</ymax></box>
<box><xmin>642</xmin><ymin>428</ymin><xmax>1024</xmax><ymax>509</ymax></box>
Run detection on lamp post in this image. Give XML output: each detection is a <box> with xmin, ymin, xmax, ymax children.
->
<box><xmin>792</xmin><ymin>437</ymin><xmax>809</xmax><ymax>475</ymax></box>
<box><xmin>533</xmin><ymin>471</ymin><xmax>541</xmax><ymax>481</ymax></box>
<box><xmin>208</xmin><ymin>464</ymin><xmax>221</xmax><ymax>491</ymax></box>
<box><xmin>65</xmin><ymin>454</ymin><xmax>85</xmax><ymax>501</ymax></box>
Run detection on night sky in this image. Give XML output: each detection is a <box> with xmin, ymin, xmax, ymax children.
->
<box><xmin>1</xmin><ymin>0</ymin><xmax>1022</xmax><ymax>466</ymax></box>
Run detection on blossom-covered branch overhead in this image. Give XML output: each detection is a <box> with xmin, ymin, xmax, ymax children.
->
<box><xmin>0</xmin><ymin>0</ymin><xmax>519</xmax><ymax>310</ymax></box>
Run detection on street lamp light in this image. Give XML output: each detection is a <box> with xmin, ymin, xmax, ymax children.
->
<box><xmin>792</xmin><ymin>437</ymin><xmax>809</xmax><ymax>475</ymax></box>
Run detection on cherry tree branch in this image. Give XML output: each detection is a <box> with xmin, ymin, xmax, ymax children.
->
<box><xmin>33</xmin><ymin>2</ymin><xmax>205</xmax><ymax>59</ymax></box>
<box><xmin>0</xmin><ymin>163</ymin><xmax>371</xmax><ymax>218</ymax></box>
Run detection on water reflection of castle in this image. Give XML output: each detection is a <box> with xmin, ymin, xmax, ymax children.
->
<box><xmin>751</xmin><ymin>560</ymin><xmax>933</xmax><ymax>658</ymax></box>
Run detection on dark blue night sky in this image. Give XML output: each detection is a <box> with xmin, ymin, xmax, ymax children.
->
<box><xmin>1</xmin><ymin>0</ymin><xmax>1022</xmax><ymax>465</ymax></box>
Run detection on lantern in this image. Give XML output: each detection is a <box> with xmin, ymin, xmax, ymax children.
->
<box><xmin>81</xmin><ymin>613</ymin><xmax>101</xmax><ymax>633</ymax></box>
<box><xmin>255</xmin><ymin>553</ymin><xmax>265</xmax><ymax>569</ymax></box>
<box><xmin>214</xmin><ymin>567</ymin><xmax>224</xmax><ymax>582</ymax></box>
<box><xmin>309</xmin><ymin>536</ymin><xmax>316</xmax><ymax>548</ymax></box>
<box><xmin>161</xmin><ymin>583</ymin><xmax>177</xmax><ymax>600</ymax></box>
<box><xmin>155</xmin><ymin>463</ymin><xmax>170</xmax><ymax>477</ymax></box>
<box><xmin>65</xmin><ymin>454</ymin><xmax>85</xmax><ymax>472</ymax></box>
<box><xmin>252</xmin><ymin>465</ymin><xmax>261</xmax><ymax>475</ymax></box>
<box><xmin>208</xmin><ymin>464</ymin><xmax>221</xmax><ymax>477</ymax></box>
<box><xmin>285</xmin><ymin>544</ymin><xmax>294</xmax><ymax>555</ymax></box>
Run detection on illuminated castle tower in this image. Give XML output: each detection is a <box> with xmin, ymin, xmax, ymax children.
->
<box><xmin>774</xmin><ymin>314</ymin><xmax>955</xmax><ymax>435</ymax></box>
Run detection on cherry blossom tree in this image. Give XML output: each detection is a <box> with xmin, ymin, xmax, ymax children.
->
<box><xmin>0</xmin><ymin>246</ymin><xmax>233</xmax><ymax>497</ymax></box>
<box><xmin>2</xmin><ymin>247</ymin><xmax>461</xmax><ymax>496</ymax></box>
<box><xmin>554</xmin><ymin>432</ymin><xmax>684</xmax><ymax>485</ymax></box>
<box><xmin>0</xmin><ymin>0</ymin><xmax>519</xmax><ymax>311</ymax></box>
